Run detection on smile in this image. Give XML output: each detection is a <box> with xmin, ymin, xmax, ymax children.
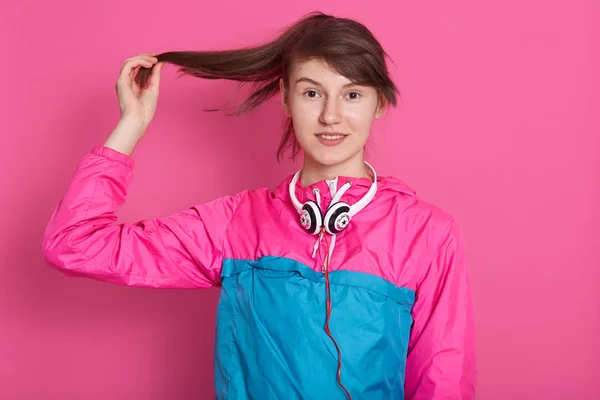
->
<box><xmin>315</xmin><ymin>132</ymin><xmax>349</xmax><ymax>146</ymax></box>
<box><xmin>316</xmin><ymin>132</ymin><xmax>348</xmax><ymax>139</ymax></box>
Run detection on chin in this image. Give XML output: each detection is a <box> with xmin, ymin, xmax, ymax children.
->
<box><xmin>305</xmin><ymin>149</ymin><xmax>356</xmax><ymax>168</ymax></box>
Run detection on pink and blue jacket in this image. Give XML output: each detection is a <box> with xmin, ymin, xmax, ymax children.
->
<box><xmin>42</xmin><ymin>145</ymin><xmax>477</xmax><ymax>399</ymax></box>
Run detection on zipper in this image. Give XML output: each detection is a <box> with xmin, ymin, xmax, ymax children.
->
<box><xmin>322</xmin><ymin>177</ymin><xmax>338</xmax><ymax>272</ymax></box>
<box><xmin>326</xmin><ymin>177</ymin><xmax>338</xmax><ymax>197</ymax></box>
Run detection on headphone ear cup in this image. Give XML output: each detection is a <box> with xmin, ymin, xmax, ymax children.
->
<box><xmin>324</xmin><ymin>202</ymin><xmax>351</xmax><ymax>235</ymax></box>
<box><xmin>301</xmin><ymin>201</ymin><xmax>323</xmax><ymax>235</ymax></box>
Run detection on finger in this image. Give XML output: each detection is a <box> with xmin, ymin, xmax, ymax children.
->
<box><xmin>133</xmin><ymin>54</ymin><xmax>159</xmax><ymax>63</ymax></box>
<box><xmin>125</xmin><ymin>53</ymin><xmax>157</xmax><ymax>62</ymax></box>
<box><xmin>134</xmin><ymin>59</ymin><xmax>159</xmax><ymax>84</ymax></box>
<box><xmin>127</xmin><ymin>59</ymin><xmax>155</xmax><ymax>76</ymax></box>
<box><xmin>119</xmin><ymin>59</ymin><xmax>157</xmax><ymax>84</ymax></box>
<box><xmin>119</xmin><ymin>55</ymin><xmax>158</xmax><ymax>75</ymax></box>
<box><xmin>139</xmin><ymin>64</ymin><xmax>163</xmax><ymax>101</ymax></box>
<box><xmin>146</xmin><ymin>62</ymin><xmax>164</xmax><ymax>90</ymax></box>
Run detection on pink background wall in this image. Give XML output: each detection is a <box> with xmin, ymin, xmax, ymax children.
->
<box><xmin>1</xmin><ymin>1</ymin><xmax>598</xmax><ymax>399</ymax></box>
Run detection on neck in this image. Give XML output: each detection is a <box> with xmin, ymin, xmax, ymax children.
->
<box><xmin>300</xmin><ymin>151</ymin><xmax>370</xmax><ymax>187</ymax></box>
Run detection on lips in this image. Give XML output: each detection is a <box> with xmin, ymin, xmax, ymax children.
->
<box><xmin>317</xmin><ymin>132</ymin><xmax>347</xmax><ymax>140</ymax></box>
<box><xmin>316</xmin><ymin>132</ymin><xmax>348</xmax><ymax>147</ymax></box>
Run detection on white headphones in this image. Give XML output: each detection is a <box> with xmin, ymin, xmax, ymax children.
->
<box><xmin>289</xmin><ymin>162</ymin><xmax>378</xmax><ymax>235</ymax></box>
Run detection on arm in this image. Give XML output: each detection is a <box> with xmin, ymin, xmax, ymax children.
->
<box><xmin>42</xmin><ymin>145</ymin><xmax>246</xmax><ymax>288</ymax></box>
<box><xmin>405</xmin><ymin>220</ymin><xmax>477</xmax><ymax>399</ymax></box>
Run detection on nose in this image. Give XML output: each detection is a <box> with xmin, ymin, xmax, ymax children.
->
<box><xmin>319</xmin><ymin>97</ymin><xmax>342</xmax><ymax>125</ymax></box>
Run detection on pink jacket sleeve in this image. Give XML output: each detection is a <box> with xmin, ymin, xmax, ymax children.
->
<box><xmin>404</xmin><ymin>220</ymin><xmax>477</xmax><ymax>399</ymax></box>
<box><xmin>42</xmin><ymin>145</ymin><xmax>246</xmax><ymax>288</ymax></box>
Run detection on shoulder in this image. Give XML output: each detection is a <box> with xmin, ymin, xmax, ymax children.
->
<box><xmin>382</xmin><ymin>175</ymin><xmax>462</xmax><ymax>242</ymax></box>
<box><xmin>217</xmin><ymin>184</ymin><xmax>282</xmax><ymax>216</ymax></box>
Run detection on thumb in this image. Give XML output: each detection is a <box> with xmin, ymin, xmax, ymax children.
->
<box><xmin>147</xmin><ymin>62</ymin><xmax>164</xmax><ymax>92</ymax></box>
<box><xmin>139</xmin><ymin>62</ymin><xmax>163</xmax><ymax>105</ymax></box>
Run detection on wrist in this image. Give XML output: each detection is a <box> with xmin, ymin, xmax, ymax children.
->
<box><xmin>117</xmin><ymin>114</ymin><xmax>147</xmax><ymax>135</ymax></box>
<box><xmin>103</xmin><ymin>118</ymin><xmax>146</xmax><ymax>156</ymax></box>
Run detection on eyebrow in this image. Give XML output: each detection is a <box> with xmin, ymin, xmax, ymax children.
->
<box><xmin>295</xmin><ymin>77</ymin><xmax>358</xmax><ymax>88</ymax></box>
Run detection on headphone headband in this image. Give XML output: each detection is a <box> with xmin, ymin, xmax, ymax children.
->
<box><xmin>289</xmin><ymin>163</ymin><xmax>378</xmax><ymax>235</ymax></box>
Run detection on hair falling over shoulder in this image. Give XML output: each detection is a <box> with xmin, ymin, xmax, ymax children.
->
<box><xmin>134</xmin><ymin>11</ymin><xmax>400</xmax><ymax>162</ymax></box>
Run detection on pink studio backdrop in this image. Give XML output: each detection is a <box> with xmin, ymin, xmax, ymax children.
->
<box><xmin>1</xmin><ymin>1</ymin><xmax>598</xmax><ymax>399</ymax></box>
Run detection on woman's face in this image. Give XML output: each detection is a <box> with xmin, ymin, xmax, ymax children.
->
<box><xmin>280</xmin><ymin>59</ymin><xmax>385</xmax><ymax>169</ymax></box>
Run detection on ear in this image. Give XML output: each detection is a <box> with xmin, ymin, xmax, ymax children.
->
<box><xmin>279</xmin><ymin>78</ymin><xmax>290</xmax><ymax>118</ymax></box>
<box><xmin>374</xmin><ymin>95</ymin><xmax>386</xmax><ymax>119</ymax></box>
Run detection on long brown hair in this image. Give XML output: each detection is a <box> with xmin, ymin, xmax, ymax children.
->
<box><xmin>135</xmin><ymin>11</ymin><xmax>399</xmax><ymax>162</ymax></box>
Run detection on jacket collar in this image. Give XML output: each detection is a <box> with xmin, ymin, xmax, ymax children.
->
<box><xmin>273</xmin><ymin>167</ymin><xmax>416</xmax><ymax>209</ymax></box>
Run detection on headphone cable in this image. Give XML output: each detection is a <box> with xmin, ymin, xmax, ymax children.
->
<box><xmin>321</xmin><ymin>228</ymin><xmax>352</xmax><ymax>400</ymax></box>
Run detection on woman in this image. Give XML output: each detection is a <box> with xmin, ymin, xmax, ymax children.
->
<box><xmin>42</xmin><ymin>11</ymin><xmax>476</xmax><ymax>400</ymax></box>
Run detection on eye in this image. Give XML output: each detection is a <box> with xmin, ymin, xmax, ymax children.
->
<box><xmin>346</xmin><ymin>92</ymin><xmax>361</xmax><ymax>100</ymax></box>
<box><xmin>304</xmin><ymin>90</ymin><xmax>321</xmax><ymax>98</ymax></box>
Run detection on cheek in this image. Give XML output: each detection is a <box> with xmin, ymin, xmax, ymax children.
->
<box><xmin>289</xmin><ymin>100</ymin><xmax>320</xmax><ymax>133</ymax></box>
<box><xmin>342</xmin><ymin>105</ymin><xmax>377</xmax><ymax>132</ymax></box>
<box><xmin>291</xmin><ymin>97</ymin><xmax>320</xmax><ymax>115</ymax></box>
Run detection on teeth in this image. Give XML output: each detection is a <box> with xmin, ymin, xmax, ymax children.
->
<box><xmin>321</xmin><ymin>135</ymin><xmax>344</xmax><ymax>140</ymax></box>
